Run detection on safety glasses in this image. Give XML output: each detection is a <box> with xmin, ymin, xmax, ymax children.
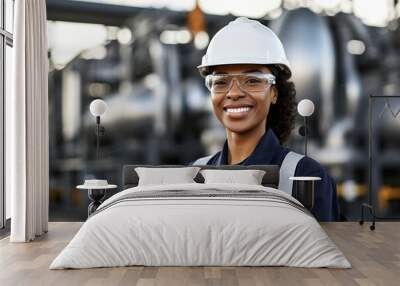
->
<box><xmin>205</xmin><ymin>72</ymin><xmax>276</xmax><ymax>94</ymax></box>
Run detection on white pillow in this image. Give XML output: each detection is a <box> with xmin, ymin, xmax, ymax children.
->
<box><xmin>200</xmin><ymin>169</ymin><xmax>266</xmax><ymax>185</ymax></box>
<box><xmin>135</xmin><ymin>167</ymin><xmax>201</xmax><ymax>186</ymax></box>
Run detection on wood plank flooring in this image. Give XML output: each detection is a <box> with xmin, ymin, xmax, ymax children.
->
<box><xmin>0</xmin><ymin>222</ymin><xmax>399</xmax><ymax>286</ymax></box>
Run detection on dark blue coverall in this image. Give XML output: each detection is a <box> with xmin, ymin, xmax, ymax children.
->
<box><xmin>192</xmin><ymin>127</ymin><xmax>340</xmax><ymax>221</ymax></box>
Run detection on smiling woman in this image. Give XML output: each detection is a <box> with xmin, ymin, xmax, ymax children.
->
<box><xmin>206</xmin><ymin>64</ymin><xmax>296</xmax><ymax>147</ymax></box>
<box><xmin>209</xmin><ymin>65</ymin><xmax>278</xmax><ymax>143</ymax></box>
<box><xmin>192</xmin><ymin>17</ymin><xmax>340</xmax><ymax>222</ymax></box>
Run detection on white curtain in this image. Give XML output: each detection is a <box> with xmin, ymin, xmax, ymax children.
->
<box><xmin>6</xmin><ymin>0</ymin><xmax>49</xmax><ymax>242</ymax></box>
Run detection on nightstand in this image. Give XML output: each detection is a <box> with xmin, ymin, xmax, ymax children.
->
<box><xmin>77</xmin><ymin>181</ymin><xmax>117</xmax><ymax>217</ymax></box>
<box><xmin>289</xmin><ymin>176</ymin><xmax>321</xmax><ymax>210</ymax></box>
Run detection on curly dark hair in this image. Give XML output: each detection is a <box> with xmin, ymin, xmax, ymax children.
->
<box><xmin>266</xmin><ymin>66</ymin><xmax>297</xmax><ymax>145</ymax></box>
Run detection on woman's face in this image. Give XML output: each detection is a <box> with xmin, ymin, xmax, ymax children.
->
<box><xmin>210</xmin><ymin>64</ymin><xmax>277</xmax><ymax>135</ymax></box>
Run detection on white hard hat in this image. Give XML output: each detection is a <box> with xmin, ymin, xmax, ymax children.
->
<box><xmin>198</xmin><ymin>17</ymin><xmax>291</xmax><ymax>79</ymax></box>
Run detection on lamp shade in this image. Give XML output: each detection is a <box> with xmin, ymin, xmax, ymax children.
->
<box><xmin>297</xmin><ymin>99</ymin><xmax>314</xmax><ymax>117</ymax></box>
<box><xmin>90</xmin><ymin>99</ymin><xmax>107</xmax><ymax>117</ymax></box>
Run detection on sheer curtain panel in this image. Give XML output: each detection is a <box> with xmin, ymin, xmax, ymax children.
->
<box><xmin>6</xmin><ymin>0</ymin><xmax>49</xmax><ymax>242</ymax></box>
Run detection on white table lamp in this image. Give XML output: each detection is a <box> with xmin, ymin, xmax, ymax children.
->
<box><xmin>297</xmin><ymin>99</ymin><xmax>315</xmax><ymax>156</ymax></box>
<box><xmin>90</xmin><ymin>99</ymin><xmax>107</xmax><ymax>160</ymax></box>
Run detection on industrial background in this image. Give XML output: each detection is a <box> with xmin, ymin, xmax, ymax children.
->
<box><xmin>45</xmin><ymin>0</ymin><xmax>400</xmax><ymax>221</ymax></box>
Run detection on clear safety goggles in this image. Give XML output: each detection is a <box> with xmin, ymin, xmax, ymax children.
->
<box><xmin>205</xmin><ymin>72</ymin><xmax>276</xmax><ymax>94</ymax></box>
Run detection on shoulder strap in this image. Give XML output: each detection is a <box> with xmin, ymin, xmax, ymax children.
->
<box><xmin>278</xmin><ymin>151</ymin><xmax>305</xmax><ymax>195</ymax></box>
<box><xmin>192</xmin><ymin>154</ymin><xmax>214</xmax><ymax>165</ymax></box>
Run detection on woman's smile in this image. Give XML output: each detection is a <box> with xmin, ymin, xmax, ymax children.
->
<box><xmin>223</xmin><ymin>105</ymin><xmax>254</xmax><ymax>119</ymax></box>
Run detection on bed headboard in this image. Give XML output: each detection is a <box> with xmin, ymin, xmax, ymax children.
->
<box><xmin>122</xmin><ymin>165</ymin><xmax>280</xmax><ymax>190</ymax></box>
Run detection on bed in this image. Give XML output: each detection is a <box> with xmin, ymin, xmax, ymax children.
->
<box><xmin>50</xmin><ymin>165</ymin><xmax>351</xmax><ymax>269</ymax></box>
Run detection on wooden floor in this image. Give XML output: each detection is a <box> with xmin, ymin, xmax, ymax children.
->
<box><xmin>0</xmin><ymin>222</ymin><xmax>399</xmax><ymax>286</ymax></box>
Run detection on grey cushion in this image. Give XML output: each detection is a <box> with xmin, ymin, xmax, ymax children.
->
<box><xmin>122</xmin><ymin>165</ymin><xmax>280</xmax><ymax>189</ymax></box>
<box><xmin>200</xmin><ymin>169</ymin><xmax>266</xmax><ymax>185</ymax></box>
<box><xmin>135</xmin><ymin>167</ymin><xmax>201</xmax><ymax>186</ymax></box>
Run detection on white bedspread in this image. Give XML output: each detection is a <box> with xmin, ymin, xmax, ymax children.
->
<box><xmin>50</xmin><ymin>183</ymin><xmax>351</xmax><ymax>269</ymax></box>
